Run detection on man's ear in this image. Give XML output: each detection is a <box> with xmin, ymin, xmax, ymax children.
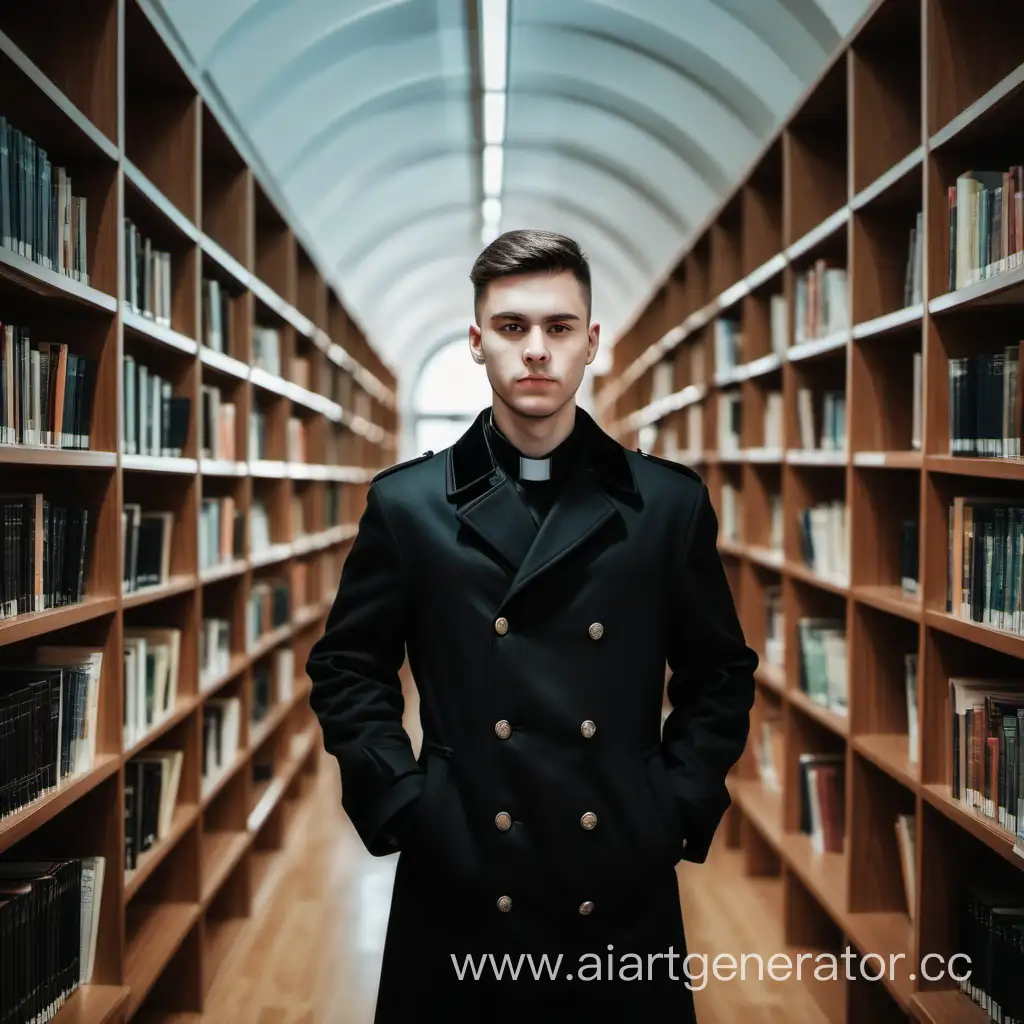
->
<box><xmin>586</xmin><ymin>322</ymin><xmax>600</xmax><ymax>365</ymax></box>
<box><xmin>468</xmin><ymin>323</ymin><xmax>485</xmax><ymax>364</ymax></box>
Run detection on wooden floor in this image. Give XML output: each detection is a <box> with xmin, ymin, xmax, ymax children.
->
<box><xmin>199</xmin><ymin>745</ymin><xmax>830</xmax><ymax>1022</ymax></box>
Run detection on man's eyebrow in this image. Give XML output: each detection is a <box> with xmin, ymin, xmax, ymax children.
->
<box><xmin>490</xmin><ymin>312</ymin><xmax>581</xmax><ymax>321</ymax></box>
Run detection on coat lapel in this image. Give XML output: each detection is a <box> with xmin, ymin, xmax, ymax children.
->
<box><xmin>446</xmin><ymin>409</ymin><xmax>538</xmax><ymax>573</ymax></box>
<box><xmin>500</xmin><ymin>460</ymin><xmax>617</xmax><ymax>609</ymax></box>
<box><xmin>445</xmin><ymin>407</ymin><xmax>640</xmax><ymax>599</ymax></box>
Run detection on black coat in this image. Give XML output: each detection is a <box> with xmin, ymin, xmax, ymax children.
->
<box><xmin>306</xmin><ymin>407</ymin><xmax>757</xmax><ymax>1022</ymax></box>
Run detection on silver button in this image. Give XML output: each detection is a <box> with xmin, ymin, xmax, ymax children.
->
<box><xmin>497</xmin><ymin>895</ymin><xmax>513</xmax><ymax>912</ymax></box>
<box><xmin>494</xmin><ymin>617</ymin><xmax>509</xmax><ymax>635</ymax></box>
<box><xmin>495</xmin><ymin>811</ymin><xmax>512</xmax><ymax>831</ymax></box>
<box><xmin>580</xmin><ymin>720</ymin><xmax>596</xmax><ymax>739</ymax></box>
<box><xmin>580</xmin><ymin>811</ymin><xmax>598</xmax><ymax>830</ymax></box>
<box><xmin>578</xmin><ymin>901</ymin><xmax>594</xmax><ymax>915</ymax></box>
<box><xmin>588</xmin><ymin>622</ymin><xmax>603</xmax><ymax>640</ymax></box>
<box><xmin>495</xmin><ymin>720</ymin><xmax>511</xmax><ymax>739</ymax></box>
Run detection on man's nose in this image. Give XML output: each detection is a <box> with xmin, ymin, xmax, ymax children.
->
<box><xmin>524</xmin><ymin>330</ymin><xmax>550</xmax><ymax>360</ymax></box>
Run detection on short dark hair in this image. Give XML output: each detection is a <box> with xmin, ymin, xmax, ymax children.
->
<box><xmin>470</xmin><ymin>229</ymin><xmax>591</xmax><ymax>319</ymax></box>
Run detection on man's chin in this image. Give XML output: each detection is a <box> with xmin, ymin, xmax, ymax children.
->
<box><xmin>501</xmin><ymin>392</ymin><xmax>565</xmax><ymax>419</ymax></box>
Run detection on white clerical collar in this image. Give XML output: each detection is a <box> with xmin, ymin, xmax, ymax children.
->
<box><xmin>519</xmin><ymin>455</ymin><xmax>551</xmax><ymax>481</ymax></box>
<box><xmin>488</xmin><ymin>410</ymin><xmax>553</xmax><ymax>481</ymax></box>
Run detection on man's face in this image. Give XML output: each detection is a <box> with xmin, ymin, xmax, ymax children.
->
<box><xmin>468</xmin><ymin>269</ymin><xmax>599</xmax><ymax>419</ymax></box>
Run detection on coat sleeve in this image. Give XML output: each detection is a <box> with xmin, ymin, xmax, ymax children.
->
<box><xmin>662</xmin><ymin>482</ymin><xmax>757</xmax><ymax>863</ymax></box>
<box><xmin>305</xmin><ymin>481</ymin><xmax>424</xmax><ymax>856</ymax></box>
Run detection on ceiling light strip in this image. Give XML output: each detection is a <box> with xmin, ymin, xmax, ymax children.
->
<box><xmin>479</xmin><ymin>0</ymin><xmax>509</xmax><ymax>243</ymax></box>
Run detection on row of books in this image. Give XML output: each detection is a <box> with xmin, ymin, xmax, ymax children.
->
<box><xmin>713</xmin><ymin>317</ymin><xmax>742</xmax><ymax>378</ymax></box>
<box><xmin>0</xmin><ymin>495</ymin><xmax>90</xmax><ymax>619</ymax></box>
<box><xmin>904</xmin><ymin>211</ymin><xmax>924</xmax><ymax>308</ymax></box>
<box><xmin>794</xmin><ymin>261</ymin><xmax>848</xmax><ymax>344</ymax></box>
<box><xmin>252</xmin><ymin>648</ymin><xmax>296</xmax><ymax>726</ymax></box>
<box><xmin>753</xmin><ymin>704</ymin><xmax>783</xmax><ymax>792</ymax></box>
<box><xmin>797</xmin><ymin>501</ymin><xmax>848</xmax><ymax>583</ymax></box>
<box><xmin>201</xmin><ymin>384</ymin><xmax>237</xmax><ymax>461</ymax></box>
<box><xmin>1</xmin><ymin>487</ymin><xmax>340</xmax><ymax>624</ymax></box>
<box><xmin>904</xmin><ymin>652</ymin><xmax>919</xmax><ymax>769</ymax></box>
<box><xmin>957</xmin><ymin>877</ymin><xmax>1024</xmax><ymax>1021</ymax></box>
<box><xmin>948</xmin><ymin>167</ymin><xmax>1024</xmax><ymax>292</ymax></box>
<box><xmin>946</xmin><ymin>498</ymin><xmax>1024</xmax><ymax>635</ymax></box>
<box><xmin>121</xmin><ymin>353</ymin><xmax>190</xmax><ymax>458</ymax></box>
<box><xmin>123</xmin><ymin>504</ymin><xmax>172</xmax><ymax>593</ymax></box>
<box><xmin>717</xmin><ymin>391</ymin><xmax>741</xmax><ymax>454</ymax></box>
<box><xmin>636</xmin><ymin>409</ymin><xmax>702</xmax><ymax>465</ymax></box>
<box><xmin>287</xmin><ymin>416</ymin><xmax>308</xmax><ymax>463</ymax></box>
<box><xmin>124</xmin><ymin>628</ymin><xmax>180</xmax><ymax>750</ymax></box>
<box><xmin>799</xmin><ymin>752</ymin><xmax>844</xmax><ymax>854</ymax></box>
<box><xmin>203</xmin><ymin>278</ymin><xmax>235</xmax><ymax>355</ymax></box>
<box><xmin>202</xmin><ymin>696</ymin><xmax>241</xmax><ymax>797</ymax></box>
<box><xmin>707</xmin><ymin>298</ymin><xmax>790</xmax><ymax>383</ymax></box>
<box><xmin>795</xmin><ymin>387</ymin><xmax>845</xmax><ymax>452</ymax></box>
<box><xmin>124</xmin><ymin>748</ymin><xmax>183</xmax><ymax>872</ymax></box>
<box><xmin>246</xmin><ymin>579</ymin><xmax>290</xmax><ymax>651</ymax></box>
<box><xmin>720</xmin><ymin>483</ymin><xmax>739</xmax><ymax>543</ymax></box>
<box><xmin>200</xmin><ymin>617</ymin><xmax>231</xmax><ymax>687</ymax></box>
<box><xmin>0</xmin><ymin>651</ymin><xmax>102</xmax><ymax>821</ymax></box>
<box><xmin>797</xmin><ymin>617</ymin><xmax>847</xmax><ymax>716</ymax></box>
<box><xmin>130</xmin><ymin>495</ymin><xmax>345</xmax><ymax>595</ymax></box>
<box><xmin>948</xmin><ymin>346</ymin><xmax>1021</xmax><ymax>459</ymax></box>
<box><xmin>123</xmin><ymin>218</ymin><xmax>172</xmax><ymax>327</ymax></box>
<box><xmin>252</xmin><ymin>325</ymin><xmax>281</xmax><ymax>377</ymax></box>
<box><xmin>128</xmin><ymin>653</ymin><xmax>300</xmax><ymax>870</ymax></box>
<box><xmin>325</xmin><ymin>426</ymin><xmax>374</xmax><ymax>466</ymax></box>
<box><xmin>0</xmin><ymin>114</ymin><xmax>89</xmax><ymax>283</ymax></box>
<box><xmin>717</xmin><ymin>390</ymin><xmax>782</xmax><ymax>454</ymax></box>
<box><xmin>199</xmin><ymin>496</ymin><xmax>243</xmax><ymax>572</ymax></box>
<box><xmin>0</xmin><ymin>324</ymin><xmax>97</xmax><ymax>449</ymax></box>
<box><xmin>250</xmin><ymin>409</ymin><xmax>268</xmax><ymax>460</ymax></box>
<box><xmin>895</xmin><ymin>812</ymin><xmax>916</xmax><ymax>921</ymax></box>
<box><xmin>251</xmin><ymin>501</ymin><xmax>272</xmax><ymax>554</ymax></box>
<box><xmin>0</xmin><ymin>856</ymin><xmax>105</xmax><ymax>1023</ymax></box>
<box><xmin>949</xmin><ymin>676</ymin><xmax>1024</xmax><ymax>846</ymax></box>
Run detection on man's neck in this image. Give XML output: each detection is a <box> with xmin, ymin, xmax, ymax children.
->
<box><xmin>491</xmin><ymin>397</ymin><xmax>578</xmax><ymax>458</ymax></box>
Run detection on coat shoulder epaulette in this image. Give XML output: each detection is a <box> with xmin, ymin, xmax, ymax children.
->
<box><xmin>635</xmin><ymin>448</ymin><xmax>703</xmax><ymax>483</ymax></box>
<box><xmin>371</xmin><ymin>450</ymin><xmax>435</xmax><ymax>485</ymax></box>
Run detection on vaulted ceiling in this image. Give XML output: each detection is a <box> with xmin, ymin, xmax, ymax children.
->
<box><xmin>143</xmin><ymin>0</ymin><xmax>869</xmax><ymax>381</ymax></box>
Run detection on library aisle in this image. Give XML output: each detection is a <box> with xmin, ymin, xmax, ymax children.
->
<box><xmin>4</xmin><ymin>0</ymin><xmax>1024</xmax><ymax>1022</ymax></box>
<box><xmin>195</xmin><ymin>678</ymin><xmax>830</xmax><ymax>1024</ymax></box>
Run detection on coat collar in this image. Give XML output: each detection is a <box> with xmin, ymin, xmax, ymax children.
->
<box><xmin>445</xmin><ymin>406</ymin><xmax>637</xmax><ymax>503</ymax></box>
<box><xmin>444</xmin><ymin>406</ymin><xmax>639</xmax><ymax>609</ymax></box>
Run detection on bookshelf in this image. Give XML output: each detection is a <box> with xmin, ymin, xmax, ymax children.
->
<box><xmin>598</xmin><ymin>1</ymin><xmax>1024</xmax><ymax>1022</ymax></box>
<box><xmin>0</xmin><ymin>2</ymin><xmax>398</xmax><ymax>1021</ymax></box>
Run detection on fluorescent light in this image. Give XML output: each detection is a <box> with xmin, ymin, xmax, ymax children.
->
<box><xmin>480</xmin><ymin>0</ymin><xmax>508</xmax><ymax>91</ymax></box>
<box><xmin>483</xmin><ymin>145</ymin><xmax>503</xmax><ymax>197</ymax></box>
<box><xmin>482</xmin><ymin>197</ymin><xmax>502</xmax><ymax>222</ymax></box>
<box><xmin>483</xmin><ymin>92</ymin><xmax>506</xmax><ymax>145</ymax></box>
<box><xmin>481</xmin><ymin>222</ymin><xmax>500</xmax><ymax>245</ymax></box>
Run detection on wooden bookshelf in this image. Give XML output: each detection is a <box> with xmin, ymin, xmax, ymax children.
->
<box><xmin>597</xmin><ymin>1</ymin><xmax>1024</xmax><ymax>1022</ymax></box>
<box><xmin>0</xmin><ymin>2</ymin><xmax>397</xmax><ymax>1020</ymax></box>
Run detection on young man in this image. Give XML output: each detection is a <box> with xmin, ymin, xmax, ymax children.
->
<box><xmin>306</xmin><ymin>229</ymin><xmax>757</xmax><ymax>1021</ymax></box>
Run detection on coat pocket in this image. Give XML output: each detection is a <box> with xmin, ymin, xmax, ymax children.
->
<box><xmin>643</xmin><ymin>744</ymin><xmax>684</xmax><ymax>864</ymax></box>
<box><xmin>407</xmin><ymin>742</ymin><xmax>453</xmax><ymax>843</ymax></box>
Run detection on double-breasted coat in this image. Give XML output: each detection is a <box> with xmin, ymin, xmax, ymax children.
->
<box><xmin>305</xmin><ymin>406</ymin><xmax>758</xmax><ymax>1021</ymax></box>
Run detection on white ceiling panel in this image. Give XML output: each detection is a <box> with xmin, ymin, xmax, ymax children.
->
<box><xmin>146</xmin><ymin>0</ymin><xmax>871</xmax><ymax>383</ymax></box>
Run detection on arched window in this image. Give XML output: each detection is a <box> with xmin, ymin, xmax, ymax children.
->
<box><xmin>407</xmin><ymin>336</ymin><xmax>493</xmax><ymax>456</ymax></box>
